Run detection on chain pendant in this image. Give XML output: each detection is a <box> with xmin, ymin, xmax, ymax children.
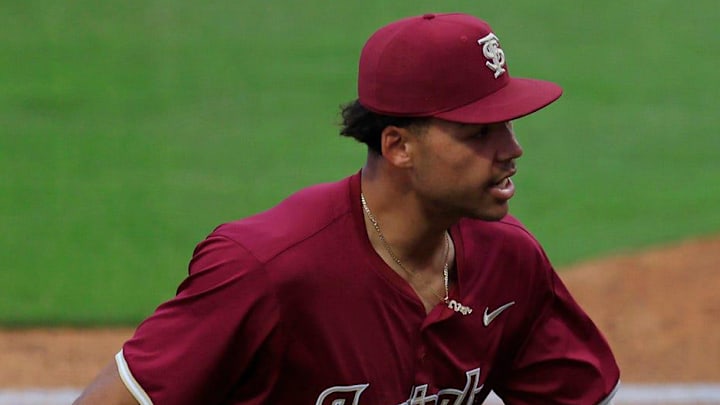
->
<box><xmin>447</xmin><ymin>299</ymin><xmax>473</xmax><ymax>316</ymax></box>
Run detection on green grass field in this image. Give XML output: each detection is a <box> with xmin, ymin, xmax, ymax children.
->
<box><xmin>1</xmin><ymin>1</ymin><xmax>718</xmax><ymax>325</ymax></box>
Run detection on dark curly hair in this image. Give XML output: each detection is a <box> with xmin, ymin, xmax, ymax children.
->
<box><xmin>339</xmin><ymin>100</ymin><xmax>430</xmax><ymax>154</ymax></box>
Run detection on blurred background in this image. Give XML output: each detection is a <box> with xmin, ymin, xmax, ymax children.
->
<box><xmin>1</xmin><ymin>0</ymin><xmax>718</xmax><ymax>328</ymax></box>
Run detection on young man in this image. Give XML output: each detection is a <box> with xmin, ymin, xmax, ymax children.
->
<box><xmin>75</xmin><ymin>13</ymin><xmax>619</xmax><ymax>405</ymax></box>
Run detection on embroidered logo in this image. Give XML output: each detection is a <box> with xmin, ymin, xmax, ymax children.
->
<box><xmin>483</xmin><ymin>301</ymin><xmax>515</xmax><ymax>327</ymax></box>
<box><xmin>477</xmin><ymin>33</ymin><xmax>506</xmax><ymax>78</ymax></box>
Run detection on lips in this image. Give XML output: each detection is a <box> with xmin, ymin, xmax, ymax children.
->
<box><xmin>488</xmin><ymin>175</ymin><xmax>516</xmax><ymax>200</ymax></box>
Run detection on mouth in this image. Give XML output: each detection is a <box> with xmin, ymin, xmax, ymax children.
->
<box><xmin>488</xmin><ymin>174</ymin><xmax>516</xmax><ymax>200</ymax></box>
<box><xmin>494</xmin><ymin>177</ymin><xmax>512</xmax><ymax>189</ymax></box>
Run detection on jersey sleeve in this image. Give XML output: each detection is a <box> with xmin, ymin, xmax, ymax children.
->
<box><xmin>118</xmin><ymin>233</ymin><xmax>283</xmax><ymax>405</ymax></box>
<box><xmin>492</xmin><ymin>252</ymin><xmax>620</xmax><ymax>404</ymax></box>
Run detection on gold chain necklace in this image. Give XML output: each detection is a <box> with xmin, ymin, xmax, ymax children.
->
<box><xmin>360</xmin><ymin>193</ymin><xmax>473</xmax><ymax>315</ymax></box>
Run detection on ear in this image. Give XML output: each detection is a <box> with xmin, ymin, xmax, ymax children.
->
<box><xmin>380</xmin><ymin>126</ymin><xmax>414</xmax><ymax>168</ymax></box>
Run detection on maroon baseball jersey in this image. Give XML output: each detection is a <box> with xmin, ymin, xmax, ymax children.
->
<box><xmin>118</xmin><ymin>172</ymin><xmax>620</xmax><ymax>404</ymax></box>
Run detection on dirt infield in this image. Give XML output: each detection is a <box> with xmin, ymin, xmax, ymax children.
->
<box><xmin>1</xmin><ymin>236</ymin><xmax>718</xmax><ymax>388</ymax></box>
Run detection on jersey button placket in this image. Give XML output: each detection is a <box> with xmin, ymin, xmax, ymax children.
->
<box><xmin>414</xmin><ymin>336</ymin><xmax>433</xmax><ymax>387</ymax></box>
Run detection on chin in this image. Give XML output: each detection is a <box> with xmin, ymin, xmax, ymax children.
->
<box><xmin>467</xmin><ymin>203</ymin><xmax>509</xmax><ymax>222</ymax></box>
<box><xmin>476</xmin><ymin>213</ymin><xmax>507</xmax><ymax>222</ymax></box>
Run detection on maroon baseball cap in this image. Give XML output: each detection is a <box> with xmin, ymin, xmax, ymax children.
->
<box><xmin>358</xmin><ymin>13</ymin><xmax>562</xmax><ymax>124</ymax></box>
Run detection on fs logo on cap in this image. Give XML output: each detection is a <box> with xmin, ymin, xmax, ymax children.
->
<box><xmin>477</xmin><ymin>33</ymin><xmax>506</xmax><ymax>78</ymax></box>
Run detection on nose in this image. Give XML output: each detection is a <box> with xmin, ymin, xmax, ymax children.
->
<box><xmin>496</xmin><ymin>122</ymin><xmax>523</xmax><ymax>162</ymax></box>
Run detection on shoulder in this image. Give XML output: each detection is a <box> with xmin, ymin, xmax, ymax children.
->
<box><xmin>455</xmin><ymin>214</ymin><xmax>554</xmax><ymax>302</ymax></box>
<box><xmin>209</xmin><ymin>176</ymin><xmax>355</xmax><ymax>263</ymax></box>
<box><xmin>457</xmin><ymin>214</ymin><xmax>545</xmax><ymax>259</ymax></box>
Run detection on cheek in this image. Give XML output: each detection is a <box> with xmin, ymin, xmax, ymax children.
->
<box><xmin>450</xmin><ymin>149</ymin><xmax>494</xmax><ymax>178</ymax></box>
<box><xmin>418</xmin><ymin>154</ymin><xmax>493</xmax><ymax>191</ymax></box>
<box><xmin>413</xmin><ymin>140</ymin><xmax>493</xmax><ymax>184</ymax></box>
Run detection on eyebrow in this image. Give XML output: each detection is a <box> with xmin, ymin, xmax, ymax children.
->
<box><xmin>455</xmin><ymin>123</ymin><xmax>490</xmax><ymax>133</ymax></box>
<box><xmin>456</xmin><ymin>123</ymin><xmax>486</xmax><ymax>129</ymax></box>
<box><xmin>458</xmin><ymin>121</ymin><xmax>512</xmax><ymax>129</ymax></box>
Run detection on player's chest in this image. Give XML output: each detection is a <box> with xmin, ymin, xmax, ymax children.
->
<box><xmin>275</xmin><ymin>295</ymin><xmax>512</xmax><ymax>404</ymax></box>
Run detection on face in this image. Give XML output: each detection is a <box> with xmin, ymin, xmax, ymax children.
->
<box><xmin>406</xmin><ymin>118</ymin><xmax>523</xmax><ymax>221</ymax></box>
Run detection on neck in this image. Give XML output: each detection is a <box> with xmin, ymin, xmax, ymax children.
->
<box><xmin>360</xmin><ymin>164</ymin><xmax>456</xmax><ymax>270</ymax></box>
<box><xmin>360</xmin><ymin>160</ymin><xmax>474</xmax><ymax>316</ymax></box>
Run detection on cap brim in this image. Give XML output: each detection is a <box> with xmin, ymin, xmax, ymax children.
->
<box><xmin>433</xmin><ymin>77</ymin><xmax>562</xmax><ymax>124</ymax></box>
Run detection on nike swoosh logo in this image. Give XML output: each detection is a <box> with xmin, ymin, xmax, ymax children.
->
<box><xmin>483</xmin><ymin>301</ymin><xmax>515</xmax><ymax>327</ymax></box>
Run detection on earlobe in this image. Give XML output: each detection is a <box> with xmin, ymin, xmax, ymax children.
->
<box><xmin>380</xmin><ymin>126</ymin><xmax>413</xmax><ymax>168</ymax></box>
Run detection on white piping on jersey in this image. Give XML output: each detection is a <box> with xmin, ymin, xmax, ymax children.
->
<box><xmin>115</xmin><ymin>350</ymin><xmax>153</xmax><ymax>405</ymax></box>
<box><xmin>597</xmin><ymin>379</ymin><xmax>621</xmax><ymax>405</ymax></box>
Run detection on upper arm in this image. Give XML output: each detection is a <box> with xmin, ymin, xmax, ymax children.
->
<box><xmin>73</xmin><ymin>358</ymin><xmax>138</xmax><ymax>405</ymax></box>
<box><xmin>110</xmin><ymin>235</ymin><xmax>283</xmax><ymax>404</ymax></box>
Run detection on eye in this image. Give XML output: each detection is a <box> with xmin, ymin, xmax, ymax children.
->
<box><xmin>473</xmin><ymin>125</ymin><xmax>491</xmax><ymax>138</ymax></box>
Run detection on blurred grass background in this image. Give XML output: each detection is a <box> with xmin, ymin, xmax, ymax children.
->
<box><xmin>1</xmin><ymin>1</ymin><xmax>718</xmax><ymax>325</ymax></box>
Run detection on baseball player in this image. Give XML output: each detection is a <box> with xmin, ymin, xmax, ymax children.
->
<box><xmin>75</xmin><ymin>13</ymin><xmax>619</xmax><ymax>404</ymax></box>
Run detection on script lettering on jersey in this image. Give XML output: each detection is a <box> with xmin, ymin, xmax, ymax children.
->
<box><xmin>398</xmin><ymin>368</ymin><xmax>483</xmax><ymax>405</ymax></box>
<box><xmin>315</xmin><ymin>383</ymin><xmax>369</xmax><ymax>405</ymax></box>
<box><xmin>315</xmin><ymin>368</ymin><xmax>481</xmax><ymax>405</ymax></box>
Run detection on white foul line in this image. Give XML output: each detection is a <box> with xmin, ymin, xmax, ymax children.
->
<box><xmin>486</xmin><ymin>385</ymin><xmax>720</xmax><ymax>404</ymax></box>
